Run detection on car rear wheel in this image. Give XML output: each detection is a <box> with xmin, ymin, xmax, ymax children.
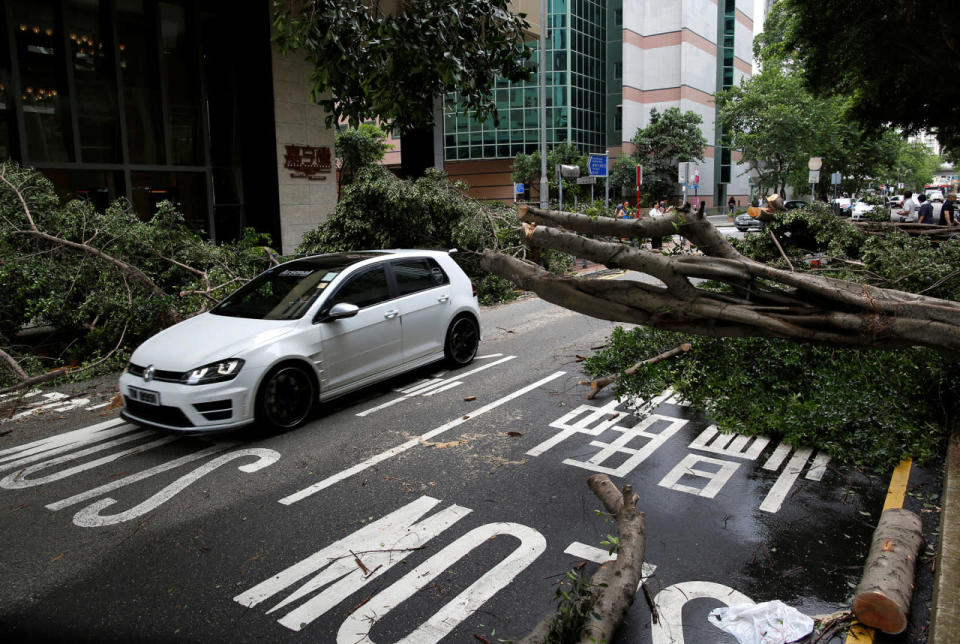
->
<box><xmin>444</xmin><ymin>315</ymin><xmax>479</xmax><ymax>368</ymax></box>
<box><xmin>255</xmin><ymin>363</ymin><xmax>316</xmax><ymax>431</ymax></box>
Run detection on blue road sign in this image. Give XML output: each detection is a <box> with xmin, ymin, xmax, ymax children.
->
<box><xmin>588</xmin><ymin>154</ymin><xmax>608</xmax><ymax>177</ymax></box>
<box><xmin>515</xmin><ymin>183</ymin><xmax>525</xmax><ymax>194</ymax></box>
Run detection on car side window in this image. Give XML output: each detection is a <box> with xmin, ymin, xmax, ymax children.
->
<box><xmin>330</xmin><ymin>267</ymin><xmax>391</xmax><ymax>309</ymax></box>
<box><xmin>393</xmin><ymin>258</ymin><xmax>449</xmax><ymax>297</ymax></box>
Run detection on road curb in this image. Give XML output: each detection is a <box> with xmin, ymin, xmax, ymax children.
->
<box><xmin>929</xmin><ymin>422</ymin><xmax>960</xmax><ymax>642</ymax></box>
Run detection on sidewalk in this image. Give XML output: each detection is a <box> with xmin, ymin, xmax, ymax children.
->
<box><xmin>930</xmin><ymin>424</ymin><xmax>960</xmax><ymax>641</ymax></box>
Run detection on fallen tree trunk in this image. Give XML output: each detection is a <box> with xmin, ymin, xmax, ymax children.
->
<box><xmin>852</xmin><ymin>508</ymin><xmax>923</xmax><ymax>634</ymax></box>
<box><xmin>581</xmin><ymin>343</ymin><xmax>691</xmax><ymax>399</ymax></box>
<box><xmin>479</xmin><ymin>203</ymin><xmax>960</xmax><ymax>352</ymax></box>
<box><xmin>520</xmin><ymin>475</ymin><xmax>645</xmax><ymax>644</ymax></box>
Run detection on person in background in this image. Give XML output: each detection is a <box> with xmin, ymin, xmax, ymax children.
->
<box><xmin>898</xmin><ymin>190</ymin><xmax>917</xmax><ymax>222</ymax></box>
<box><xmin>727</xmin><ymin>195</ymin><xmax>737</xmax><ymax>216</ymax></box>
<box><xmin>615</xmin><ymin>200</ymin><xmax>631</xmax><ymax>219</ymax></box>
<box><xmin>939</xmin><ymin>193</ymin><xmax>957</xmax><ymax>226</ymax></box>
<box><xmin>648</xmin><ymin>201</ymin><xmax>663</xmax><ymax>249</ymax></box>
<box><xmin>916</xmin><ymin>193</ymin><xmax>934</xmax><ymax>224</ymax></box>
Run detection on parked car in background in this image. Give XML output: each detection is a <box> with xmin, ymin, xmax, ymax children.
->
<box><xmin>784</xmin><ymin>200</ymin><xmax>807</xmax><ymax>210</ymax></box>
<box><xmin>832</xmin><ymin>197</ymin><xmax>853</xmax><ymax>216</ymax></box>
<box><xmin>850</xmin><ymin>199</ymin><xmax>877</xmax><ymax>221</ymax></box>
<box><xmin>119</xmin><ymin>249</ymin><xmax>481</xmax><ymax>432</ymax></box>
<box><xmin>886</xmin><ymin>194</ymin><xmax>904</xmax><ymax>209</ymax></box>
<box><xmin>735</xmin><ymin>212</ymin><xmax>765</xmax><ymax>232</ymax></box>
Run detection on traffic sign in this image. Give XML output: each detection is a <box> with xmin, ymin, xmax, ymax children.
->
<box><xmin>588</xmin><ymin>154</ymin><xmax>608</xmax><ymax>177</ymax></box>
<box><xmin>808</xmin><ymin>170</ymin><xmax>821</xmax><ymax>183</ymax></box>
<box><xmin>576</xmin><ymin>176</ymin><xmax>596</xmax><ymax>184</ymax></box>
<box><xmin>514</xmin><ymin>183</ymin><xmax>524</xmax><ymax>194</ymax></box>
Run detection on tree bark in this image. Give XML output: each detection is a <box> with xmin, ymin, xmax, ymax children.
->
<box><xmin>479</xmin><ymin>203</ymin><xmax>960</xmax><ymax>353</ymax></box>
<box><xmin>852</xmin><ymin>508</ymin><xmax>923</xmax><ymax>634</ymax></box>
<box><xmin>579</xmin><ymin>475</ymin><xmax>645</xmax><ymax>644</ymax></box>
<box><xmin>519</xmin><ymin>475</ymin><xmax>645</xmax><ymax>644</ymax></box>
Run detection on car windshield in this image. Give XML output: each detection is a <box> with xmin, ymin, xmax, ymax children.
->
<box><xmin>211</xmin><ymin>254</ymin><xmax>385</xmax><ymax>320</ymax></box>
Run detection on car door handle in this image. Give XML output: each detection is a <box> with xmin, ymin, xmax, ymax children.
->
<box><xmin>437</xmin><ymin>294</ymin><xmax>449</xmax><ymax>303</ymax></box>
<box><xmin>384</xmin><ymin>309</ymin><xmax>399</xmax><ymax>319</ymax></box>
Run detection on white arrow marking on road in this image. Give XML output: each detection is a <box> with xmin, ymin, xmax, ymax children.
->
<box><xmin>279</xmin><ymin>371</ymin><xmax>566</xmax><ymax>505</ymax></box>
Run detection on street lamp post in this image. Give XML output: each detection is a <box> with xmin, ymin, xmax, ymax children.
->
<box><xmin>538</xmin><ymin>0</ymin><xmax>548</xmax><ymax>209</ymax></box>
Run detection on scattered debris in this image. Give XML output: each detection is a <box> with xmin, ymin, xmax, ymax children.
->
<box><xmin>707</xmin><ymin>600</ymin><xmax>814</xmax><ymax>644</ymax></box>
<box><xmin>506</xmin><ymin>431</ymin><xmax>523</xmax><ymax>437</ymax></box>
<box><xmin>464</xmin><ymin>395</ymin><xmax>477</xmax><ymax>401</ymax></box>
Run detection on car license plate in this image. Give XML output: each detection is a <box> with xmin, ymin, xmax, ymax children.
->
<box><xmin>128</xmin><ymin>386</ymin><xmax>161</xmax><ymax>406</ymax></box>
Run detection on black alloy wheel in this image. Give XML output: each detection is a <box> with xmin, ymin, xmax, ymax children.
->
<box><xmin>444</xmin><ymin>316</ymin><xmax>479</xmax><ymax>367</ymax></box>
<box><xmin>256</xmin><ymin>364</ymin><xmax>316</xmax><ymax>431</ymax></box>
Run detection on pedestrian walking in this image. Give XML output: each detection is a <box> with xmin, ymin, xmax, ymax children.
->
<box><xmin>648</xmin><ymin>201</ymin><xmax>663</xmax><ymax>249</ymax></box>
<box><xmin>939</xmin><ymin>193</ymin><xmax>957</xmax><ymax>226</ymax></box>
<box><xmin>727</xmin><ymin>195</ymin><xmax>737</xmax><ymax>216</ymax></box>
<box><xmin>898</xmin><ymin>191</ymin><xmax>918</xmax><ymax>222</ymax></box>
<box><xmin>615</xmin><ymin>200</ymin><xmax>631</xmax><ymax>219</ymax></box>
<box><xmin>916</xmin><ymin>193</ymin><xmax>934</xmax><ymax>224</ymax></box>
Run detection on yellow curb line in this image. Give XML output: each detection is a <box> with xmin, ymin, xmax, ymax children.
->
<box><xmin>844</xmin><ymin>458</ymin><xmax>913</xmax><ymax>644</ymax></box>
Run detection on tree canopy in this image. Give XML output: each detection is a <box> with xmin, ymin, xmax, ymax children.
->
<box><xmin>630</xmin><ymin>108</ymin><xmax>707</xmax><ymax>202</ymax></box>
<box><xmin>272</xmin><ymin>0</ymin><xmax>532</xmax><ymax>132</ymax></box>
<box><xmin>774</xmin><ymin>0</ymin><xmax>960</xmax><ymax>151</ymax></box>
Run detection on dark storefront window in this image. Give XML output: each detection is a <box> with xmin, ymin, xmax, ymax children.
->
<box><xmin>2</xmin><ymin>0</ymin><xmax>278</xmax><ymax>245</ymax></box>
<box><xmin>160</xmin><ymin>2</ymin><xmax>202</xmax><ymax>165</ymax></box>
<box><xmin>131</xmin><ymin>171</ymin><xmax>206</xmax><ymax>231</ymax></box>
<box><xmin>117</xmin><ymin>0</ymin><xmax>164</xmax><ymax>165</ymax></box>
<box><xmin>12</xmin><ymin>1</ymin><xmax>74</xmax><ymax>162</ymax></box>
<box><xmin>65</xmin><ymin>0</ymin><xmax>122</xmax><ymax>163</ymax></box>
<box><xmin>41</xmin><ymin>168</ymin><xmax>124</xmax><ymax>211</ymax></box>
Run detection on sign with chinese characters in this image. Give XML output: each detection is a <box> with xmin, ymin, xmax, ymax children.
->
<box><xmin>283</xmin><ymin>144</ymin><xmax>332</xmax><ymax>180</ymax></box>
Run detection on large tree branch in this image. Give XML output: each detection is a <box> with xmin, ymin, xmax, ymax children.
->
<box><xmin>481</xmin><ymin>205</ymin><xmax>960</xmax><ymax>352</ymax></box>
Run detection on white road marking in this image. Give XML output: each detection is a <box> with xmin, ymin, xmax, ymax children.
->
<box><xmin>72</xmin><ymin>448</ymin><xmax>280</xmax><ymax>527</ymax></box>
<box><xmin>759</xmin><ymin>447</ymin><xmax>814</xmax><ymax>513</ymax></box>
<box><xmin>84</xmin><ymin>402</ymin><xmax>113</xmax><ymax>411</ymax></box>
<box><xmin>563</xmin><ymin>542</ymin><xmax>657</xmax><ymax>583</ymax></box>
<box><xmin>0</xmin><ymin>417</ymin><xmax>129</xmax><ymax>461</ymax></box>
<box><xmin>762</xmin><ymin>441</ymin><xmax>793</xmax><ymax>471</ymax></box>
<box><xmin>651</xmin><ymin>581</ymin><xmax>754</xmax><ymax>644</ymax></box>
<box><xmin>563</xmin><ymin>414</ymin><xmax>687</xmax><ymax>477</ymax></box>
<box><xmin>1</xmin><ymin>432</ymin><xmax>177</xmax><ymax>489</ymax></box>
<box><xmin>236</xmin><ymin>497</ymin><xmax>471</xmax><ymax>626</ymax></box>
<box><xmin>46</xmin><ymin>443</ymin><xmax>236</xmax><ymax>511</ymax></box>
<box><xmin>355</xmin><ymin>355</ymin><xmax>516</xmax><ymax>417</ymax></box>
<box><xmin>689</xmin><ymin>425</ymin><xmax>770</xmax><ymax>460</ymax></box>
<box><xmin>280</xmin><ymin>371</ymin><xmax>566</xmax><ymax>505</ymax></box>
<box><xmin>337</xmin><ymin>522</ymin><xmax>546</xmax><ymax>643</ymax></box>
<box><xmin>658</xmin><ymin>453</ymin><xmax>741</xmax><ymax>498</ymax></box>
<box><xmin>806</xmin><ymin>452</ymin><xmax>831</xmax><ymax>481</ymax></box>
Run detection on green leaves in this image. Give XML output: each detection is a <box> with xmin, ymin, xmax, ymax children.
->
<box><xmin>273</xmin><ymin>0</ymin><xmax>532</xmax><ymax>131</ymax></box>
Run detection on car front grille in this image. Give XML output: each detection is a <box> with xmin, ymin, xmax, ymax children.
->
<box><xmin>123</xmin><ymin>397</ymin><xmax>194</xmax><ymax>428</ymax></box>
<box><xmin>126</xmin><ymin>363</ymin><xmax>183</xmax><ymax>383</ymax></box>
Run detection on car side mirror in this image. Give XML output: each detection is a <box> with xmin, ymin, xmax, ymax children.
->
<box><xmin>323</xmin><ymin>302</ymin><xmax>359</xmax><ymax>321</ymax></box>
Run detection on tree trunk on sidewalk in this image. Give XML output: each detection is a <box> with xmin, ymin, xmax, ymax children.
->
<box><xmin>852</xmin><ymin>508</ymin><xmax>923</xmax><ymax>634</ymax></box>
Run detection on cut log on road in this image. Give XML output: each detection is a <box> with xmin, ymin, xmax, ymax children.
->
<box><xmin>852</xmin><ymin>508</ymin><xmax>923</xmax><ymax>634</ymax></box>
<box><xmin>519</xmin><ymin>475</ymin><xmax>645</xmax><ymax>644</ymax></box>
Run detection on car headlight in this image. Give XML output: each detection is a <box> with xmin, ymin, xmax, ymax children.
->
<box><xmin>182</xmin><ymin>359</ymin><xmax>244</xmax><ymax>385</ymax></box>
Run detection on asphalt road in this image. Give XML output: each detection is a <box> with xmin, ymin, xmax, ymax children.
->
<box><xmin>0</xmin><ymin>286</ymin><xmax>942</xmax><ymax>643</ymax></box>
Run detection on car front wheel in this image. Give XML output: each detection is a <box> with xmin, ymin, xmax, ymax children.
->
<box><xmin>444</xmin><ymin>315</ymin><xmax>479</xmax><ymax>368</ymax></box>
<box><xmin>255</xmin><ymin>363</ymin><xmax>316</xmax><ymax>431</ymax></box>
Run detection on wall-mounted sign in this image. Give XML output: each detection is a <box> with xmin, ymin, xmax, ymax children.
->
<box><xmin>284</xmin><ymin>144</ymin><xmax>332</xmax><ymax>180</ymax></box>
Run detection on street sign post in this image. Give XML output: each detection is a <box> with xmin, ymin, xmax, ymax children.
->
<box><xmin>589</xmin><ymin>153</ymin><xmax>609</xmax><ymax>209</ymax></box>
<box><xmin>636</xmin><ymin>165</ymin><xmax>643</xmax><ymax>217</ymax></box>
<box><xmin>808</xmin><ymin>157</ymin><xmax>822</xmax><ymax>202</ymax></box>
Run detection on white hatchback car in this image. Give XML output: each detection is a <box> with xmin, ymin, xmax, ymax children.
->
<box><xmin>119</xmin><ymin>250</ymin><xmax>480</xmax><ymax>432</ymax></box>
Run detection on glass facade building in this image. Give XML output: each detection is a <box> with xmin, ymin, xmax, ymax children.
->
<box><xmin>1</xmin><ymin>0</ymin><xmax>281</xmax><ymax>243</ymax></box>
<box><xmin>443</xmin><ymin>0</ymin><xmax>612</xmax><ymax>161</ymax></box>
